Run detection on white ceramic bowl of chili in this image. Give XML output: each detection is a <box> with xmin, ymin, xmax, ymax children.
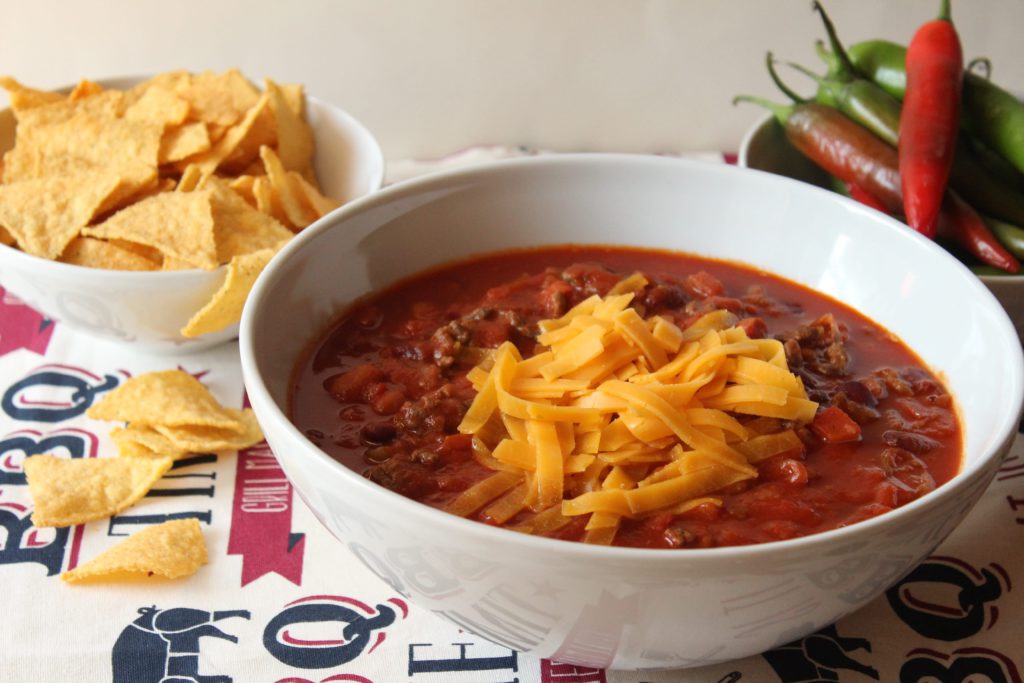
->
<box><xmin>240</xmin><ymin>154</ymin><xmax>1023</xmax><ymax>670</ymax></box>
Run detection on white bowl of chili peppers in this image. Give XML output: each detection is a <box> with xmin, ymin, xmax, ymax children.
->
<box><xmin>737</xmin><ymin>1</ymin><xmax>1024</xmax><ymax>340</ymax></box>
<box><xmin>240</xmin><ymin>153</ymin><xmax>1023</xmax><ymax>669</ymax></box>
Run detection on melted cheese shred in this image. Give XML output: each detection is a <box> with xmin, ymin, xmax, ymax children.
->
<box><xmin>453</xmin><ymin>281</ymin><xmax>818</xmax><ymax>544</ymax></box>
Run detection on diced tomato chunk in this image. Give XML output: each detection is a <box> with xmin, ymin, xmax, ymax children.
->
<box><xmin>679</xmin><ymin>502</ymin><xmax>722</xmax><ymax>523</ymax></box>
<box><xmin>737</xmin><ymin>316</ymin><xmax>767</xmax><ymax>339</ymax></box>
<box><xmin>684</xmin><ymin>271</ymin><xmax>725</xmax><ymax>298</ymax></box>
<box><xmin>473</xmin><ymin>320</ymin><xmax>514</xmax><ymax>347</ymax></box>
<box><xmin>324</xmin><ymin>364</ymin><xmax>383</xmax><ymax>402</ymax></box>
<box><xmin>810</xmin><ymin>406</ymin><xmax>862</xmax><ymax>443</ymax></box>
<box><xmin>439</xmin><ymin>433</ymin><xmax>473</xmax><ymax>456</ymax></box>
<box><xmin>709</xmin><ymin>296</ymin><xmax>743</xmax><ymax>312</ymax></box>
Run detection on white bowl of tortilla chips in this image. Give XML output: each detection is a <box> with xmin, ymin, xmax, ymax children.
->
<box><xmin>0</xmin><ymin>71</ymin><xmax>384</xmax><ymax>351</ymax></box>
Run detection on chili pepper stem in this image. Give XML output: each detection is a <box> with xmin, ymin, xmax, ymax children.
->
<box><xmin>938</xmin><ymin>0</ymin><xmax>951</xmax><ymax>21</ymax></box>
<box><xmin>815</xmin><ymin>40</ymin><xmax>837</xmax><ymax>69</ymax></box>
<box><xmin>732</xmin><ymin>95</ymin><xmax>793</xmax><ymax>126</ymax></box>
<box><xmin>786</xmin><ymin>61</ymin><xmax>827</xmax><ymax>87</ymax></box>
<box><xmin>812</xmin><ymin>1</ymin><xmax>858</xmax><ymax>81</ymax></box>
<box><xmin>765</xmin><ymin>53</ymin><xmax>808</xmax><ymax>104</ymax></box>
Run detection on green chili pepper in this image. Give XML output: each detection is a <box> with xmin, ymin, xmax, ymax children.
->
<box><xmin>962</xmin><ymin>77</ymin><xmax>1024</xmax><ymax>178</ymax></box>
<box><xmin>950</xmin><ymin>140</ymin><xmax>1024</xmax><ymax>228</ymax></box>
<box><xmin>844</xmin><ymin>40</ymin><xmax>908</xmax><ymax>99</ymax></box>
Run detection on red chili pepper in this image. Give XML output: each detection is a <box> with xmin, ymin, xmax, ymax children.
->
<box><xmin>898</xmin><ymin>0</ymin><xmax>963</xmax><ymax>238</ymax></box>
<box><xmin>846</xmin><ymin>181</ymin><xmax>890</xmax><ymax>214</ymax></box>
<box><xmin>939</xmin><ymin>191</ymin><xmax>1020</xmax><ymax>273</ymax></box>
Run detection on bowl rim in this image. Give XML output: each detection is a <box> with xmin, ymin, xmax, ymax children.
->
<box><xmin>0</xmin><ymin>75</ymin><xmax>385</xmax><ymax>280</ymax></box>
<box><xmin>240</xmin><ymin>152</ymin><xmax>1024</xmax><ymax>564</ymax></box>
<box><xmin>738</xmin><ymin>111</ymin><xmax>1024</xmax><ymax>285</ymax></box>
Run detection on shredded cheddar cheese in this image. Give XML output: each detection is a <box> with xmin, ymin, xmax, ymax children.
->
<box><xmin>452</xmin><ymin>277</ymin><xmax>818</xmax><ymax>545</ymax></box>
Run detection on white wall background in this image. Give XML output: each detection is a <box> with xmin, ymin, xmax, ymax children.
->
<box><xmin>1</xmin><ymin>0</ymin><xmax>1021</xmax><ymax>162</ymax></box>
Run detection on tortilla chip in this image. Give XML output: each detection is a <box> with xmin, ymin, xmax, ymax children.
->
<box><xmin>237</xmin><ymin>158</ymin><xmax>267</xmax><ymax>177</ymax></box>
<box><xmin>159</xmin><ymin>121</ymin><xmax>210</xmax><ymax>164</ymax></box>
<box><xmin>0</xmin><ymin>76</ymin><xmax>65</xmax><ymax>112</ymax></box>
<box><xmin>290</xmin><ymin>171</ymin><xmax>339</xmax><ymax>218</ymax></box>
<box><xmin>1</xmin><ymin>130</ymin><xmax>38</xmax><ymax>183</ymax></box>
<box><xmin>111</xmin><ymin>424</ymin><xmax>189</xmax><ymax>459</ymax></box>
<box><xmin>27</xmin><ymin>112</ymin><xmax>160</xmax><ymax>178</ymax></box>
<box><xmin>0</xmin><ymin>172</ymin><xmax>123</xmax><ymax>259</ymax></box>
<box><xmin>178</xmin><ymin>69</ymin><xmax>260</xmax><ymax>129</ymax></box>
<box><xmin>3</xmin><ymin>110</ymin><xmax>160</xmax><ymax>216</ymax></box>
<box><xmin>108</xmin><ymin>238</ymin><xmax>164</xmax><ymax>264</ymax></box>
<box><xmin>86</xmin><ymin>369</ymin><xmax>241</xmax><ymax>428</ymax></box>
<box><xmin>260</xmin><ymin>145</ymin><xmax>317</xmax><ymax>229</ymax></box>
<box><xmin>119</xmin><ymin>72</ymin><xmax>190</xmax><ymax>115</ymax></box>
<box><xmin>110</xmin><ymin>439</ymin><xmax>160</xmax><ymax>459</ymax></box>
<box><xmin>153</xmin><ymin>408</ymin><xmax>264</xmax><ymax>452</ymax></box>
<box><xmin>68</xmin><ymin>79</ymin><xmax>104</xmax><ymax>102</ymax></box>
<box><xmin>0</xmin><ymin>224</ymin><xmax>14</xmax><ymax>246</ymax></box>
<box><xmin>278</xmin><ymin>82</ymin><xmax>305</xmax><ymax>118</ymax></box>
<box><xmin>181</xmin><ymin>242</ymin><xmax>283</xmax><ymax>337</ymax></box>
<box><xmin>59</xmin><ymin>236</ymin><xmax>161</xmax><ymax>271</ymax></box>
<box><xmin>264</xmin><ymin>78</ymin><xmax>313</xmax><ymax>175</ymax></box>
<box><xmin>11</xmin><ymin>89</ymin><xmax>124</xmax><ymax>131</ymax></box>
<box><xmin>160</xmin><ymin>254</ymin><xmax>202</xmax><ymax>271</ymax></box>
<box><xmin>251</xmin><ymin>175</ymin><xmax>284</xmax><ymax>222</ymax></box>
<box><xmin>176</xmin><ymin>163</ymin><xmax>204</xmax><ymax>192</ymax></box>
<box><xmin>177</xmin><ymin>92</ymin><xmax>273</xmax><ymax>175</ymax></box>
<box><xmin>24</xmin><ymin>454</ymin><xmax>172</xmax><ymax>528</ymax></box>
<box><xmin>61</xmin><ymin>518</ymin><xmax>207</xmax><ymax>583</ymax></box>
<box><xmin>227</xmin><ymin>174</ymin><xmax>258</xmax><ymax>207</ymax></box>
<box><xmin>206</xmin><ymin>177</ymin><xmax>292</xmax><ymax>260</ymax></box>
<box><xmin>124</xmin><ymin>85</ymin><xmax>190</xmax><ymax>128</ymax></box>
<box><xmin>82</xmin><ymin>190</ymin><xmax>218</xmax><ymax>269</ymax></box>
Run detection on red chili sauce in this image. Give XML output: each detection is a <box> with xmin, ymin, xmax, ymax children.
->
<box><xmin>290</xmin><ymin>246</ymin><xmax>962</xmax><ymax>549</ymax></box>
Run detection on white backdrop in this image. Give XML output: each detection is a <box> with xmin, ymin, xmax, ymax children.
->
<box><xmin>1</xmin><ymin>0</ymin><xmax>1021</xmax><ymax>161</ymax></box>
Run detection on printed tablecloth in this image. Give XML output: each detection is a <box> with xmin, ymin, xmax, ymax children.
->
<box><xmin>3</xmin><ymin>149</ymin><xmax>1023</xmax><ymax>683</ymax></box>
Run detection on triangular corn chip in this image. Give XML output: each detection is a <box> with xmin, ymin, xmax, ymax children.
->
<box><xmin>206</xmin><ymin>177</ymin><xmax>292</xmax><ymax>261</ymax></box>
<box><xmin>25</xmin><ymin>454</ymin><xmax>172</xmax><ymax>528</ymax></box>
<box><xmin>111</xmin><ymin>425</ymin><xmax>189</xmax><ymax>460</ymax></box>
<box><xmin>61</xmin><ymin>518</ymin><xmax>207</xmax><ymax>583</ymax></box>
<box><xmin>159</xmin><ymin>121</ymin><xmax>210</xmax><ymax>164</ymax></box>
<box><xmin>264</xmin><ymin>78</ymin><xmax>313</xmax><ymax>175</ymax></box>
<box><xmin>259</xmin><ymin>145</ymin><xmax>317</xmax><ymax>229</ymax></box>
<box><xmin>181</xmin><ymin>242</ymin><xmax>284</xmax><ymax>337</ymax></box>
<box><xmin>86</xmin><ymin>369</ymin><xmax>241</xmax><ymax>428</ymax></box>
<box><xmin>0</xmin><ymin>172</ymin><xmax>124</xmax><ymax>259</ymax></box>
<box><xmin>82</xmin><ymin>190</ymin><xmax>219</xmax><ymax>269</ymax></box>
<box><xmin>152</xmin><ymin>408</ymin><xmax>264</xmax><ymax>452</ymax></box>
<box><xmin>59</xmin><ymin>236</ymin><xmax>160</xmax><ymax>271</ymax></box>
